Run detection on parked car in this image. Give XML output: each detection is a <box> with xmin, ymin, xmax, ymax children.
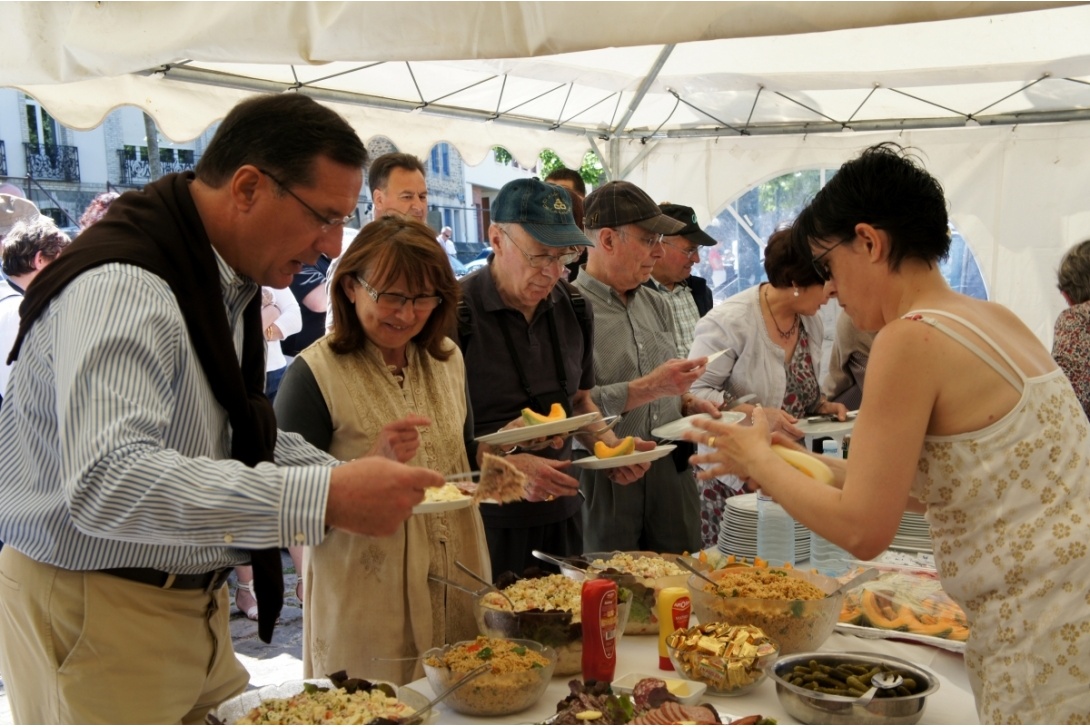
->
<box><xmin>448</xmin><ymin>253</ymin><xmax>468</xmax><ymax>278</ymax></box>
<box><xmin>461</xmin><ymin>248</ymin><xmax>491</xmax><ymax>276</ymax></box>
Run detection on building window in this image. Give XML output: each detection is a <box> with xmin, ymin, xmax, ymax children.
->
<box><xmin>25</xmin><ymin>100</ymin><xmax>58</xmax><ymax>149</ymax></box>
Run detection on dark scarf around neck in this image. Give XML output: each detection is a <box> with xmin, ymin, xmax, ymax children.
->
<box><xmin>11</xmin><ymin>172</ymin><xmax>284</xmax><ymax>643</ymax></box>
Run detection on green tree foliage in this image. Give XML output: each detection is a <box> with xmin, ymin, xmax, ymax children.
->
<box><xmin>492</xmin><ymin>147</ymin><xmax>605</xmax><ymax>188</ymax></box>
<box><xmin>539</xmin><ymin>149</ymin><xmax>604</xmax><ymax>187</ymax></box>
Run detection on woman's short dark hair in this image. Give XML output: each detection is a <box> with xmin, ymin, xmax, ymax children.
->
<box><xmin>2</xmin><ymin>219</ymin><xmax>71</xmax><ymax>276</ymax></box>
<box><xmin>329</xmin><ymin>217</ymin><xmax>459</xmax><ymax>361</ymax></box>
<box><xmin>764</xmin><ymin>227</ymin><xmax>823</xmax><ymax>289</ymax></box>
<box><xmin>1057</xmin><ymin>239</ymin><xmax>1090</xmax><ymax>305</ymax></box>
<box><xmin>195</xmin><ymin>94</ymin><xmax>368</xmax><ymax>189</ymax></box>
<box><xmin>793</xmin><ymin>143</ymin><xmax>950</xmax><ymax>271</ymax></box>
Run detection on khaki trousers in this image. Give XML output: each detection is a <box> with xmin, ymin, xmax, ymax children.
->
<box><xmin>0</xmin><ymin>547</ymin><xmax>249</xmax><ymax>724</ymax></box>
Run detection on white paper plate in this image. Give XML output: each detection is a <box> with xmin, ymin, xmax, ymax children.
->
<box><xmin>412</xmin><ymin>496</ymin><xmax>472</xmax><ymax>515</ymax></box>
<box><xmin>474</xmin><ymin>412</ymin><xmax>599</xmax><ymax>447</ymax></box>
<box><xmin>796</xmin><ymin>418</ymin><xmax>857</xmax><ymax>436</ymax></box>
<box><xmin>611</xmin><ymin>672</ymin><xmax>708</xmax><ymax>705</ymax></box>
<box><xmin>573</xmin><ymin>444</ymin><xmax>676</xmax><ymax>470</ymax></box>
<box><xmin>651</xmin><ymin>411</ymin><xmax>746</xmax><ymax>441</ymax></box>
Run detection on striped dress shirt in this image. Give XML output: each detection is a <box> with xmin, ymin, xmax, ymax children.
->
<box><xmin>648</xmin><ymin>277</ymin><xmax>701</xmax><ymax>357</ymax></box>
<box><xmin>0</xmin><ymin>254</ymin><xmax>335</xmax><ymax>574</ymax></box>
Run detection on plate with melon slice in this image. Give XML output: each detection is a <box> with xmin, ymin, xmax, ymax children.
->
<box><xmin>572</xmin><ymin>441</ymin><xmax>677</xmax><ymax>469</ymax></box>
<box><xmin>475</xmin><ymin>404</ymin><xmax>600</xmax><ymax>447</ymax></box>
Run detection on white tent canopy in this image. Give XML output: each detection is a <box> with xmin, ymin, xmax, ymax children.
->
<box><xmin>3</xmin><ymin>1</ymin><xmax>1090</xmax><ymax>338</ymax></box>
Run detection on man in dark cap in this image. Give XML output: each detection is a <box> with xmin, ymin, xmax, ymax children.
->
<box><xmin>646</xmin><ymin>202</ymin><xmax>718</xmax><ymax>356</ymax></box>
<box><xmin>458</xmin><ymin>178</ymin><xmax>650</xmax><ymax>577</ymax></box>
<box><xmin>574</xmin><ymin>181</ymin><xmax>719</xmax><ymax>554</ymax></box>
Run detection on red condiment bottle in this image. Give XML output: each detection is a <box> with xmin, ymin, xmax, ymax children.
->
<box><xmin>581</xmin><ymin>578</ymin><xmax>618</xmax><ymax>683</ymax></box>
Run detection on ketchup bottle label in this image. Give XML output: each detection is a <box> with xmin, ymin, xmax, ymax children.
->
<box><xmin>581</xmin><ymin>578</ymin><xmax>618</xmax><ymax>683</ymax></box>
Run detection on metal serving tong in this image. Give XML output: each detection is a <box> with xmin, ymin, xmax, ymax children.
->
<box><xmin>454</xmin><ymin>560</ymin><xmax>516</xmax><ymax>609</ymax></box>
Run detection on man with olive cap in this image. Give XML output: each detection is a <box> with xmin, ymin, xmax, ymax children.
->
<box><xmin>645</xmin><ymin>202</ymin><xmax>718</xmax><ymax>357</ymax></box>
<box><xmin>574</xmin><ymin>181</ymin><xmax>720</xmax><ymax>554</ymax></box>
<box><xmin>458</xmin><ymin>178</ymin><xmax>651</xmax><ymax>577</ymax></box>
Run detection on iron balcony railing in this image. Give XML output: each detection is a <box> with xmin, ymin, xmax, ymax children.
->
<box><xmin>23</xmin><ymin>142</ymin><xmax>80</xmax><ymax>182</ymax></box>
<box><xmin>118</xmin><ymin>152</ymin><xmax>198</xmax><ymax>185</ymax></box>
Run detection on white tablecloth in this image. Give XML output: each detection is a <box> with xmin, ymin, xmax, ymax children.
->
<box><xmin>405</xmin><ymin>631</ymin><xmax>978</xmax><ymax>724</ymax></box>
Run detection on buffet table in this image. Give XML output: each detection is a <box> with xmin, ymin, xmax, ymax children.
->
<box><xmin>405</xmin><ymin>630</ymin><xmax>978</xmax><ymax>724</ymax></box>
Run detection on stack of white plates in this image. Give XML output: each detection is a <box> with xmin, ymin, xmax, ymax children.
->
<box><xmin>716</xmin><ymin>492</ymin><xmax>810</xmax><ymax>563</ymax></box>
<box><xmin>889</xmin><ymin>512</ymin><xmax>933</xmax><ymax>554</ymax></box>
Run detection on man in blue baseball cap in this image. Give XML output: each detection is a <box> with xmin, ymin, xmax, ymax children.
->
<box><xmin>457</xmin><ymin>178</ymin><xmax>651</xmax><ymax>577</ymax></box>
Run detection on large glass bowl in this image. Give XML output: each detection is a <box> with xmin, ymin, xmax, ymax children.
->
<box><xmin>209</xmin><ymin>678</ymin><xmax>433</xmax><ymax>724</ymax></box>
<box><xmin>474</xmin><ymin>583</ymin><xmax>631</xmax><ymax>676</ymax></box>
<box><xmin>770</xmin><ymin>651</ymin><xmax>940</xmax><ymax>724</ymax></box>
<box><xmin>687</xmin><ymin>567</ymin><xmax>842</xmax><ymax>655</ymax></box>
<box><xmin>667</xmin><ymin>632</ymin><xmax>779</xmax><ymax>696</ymax></box>
<box><xmin>565</xmin><ymin>551</ymin><xmax>708</xmax><ymax>635</ymax></box>
<box><xmin>421</xmin><ymin>638</ymin><xmax>556</xmax><ymax>716</ymax></box>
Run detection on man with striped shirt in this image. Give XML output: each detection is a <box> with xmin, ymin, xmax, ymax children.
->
<box><xmin>0</xmin><ymin>95</ymin><xmax>442</xmax><ymax>724</ymax></box>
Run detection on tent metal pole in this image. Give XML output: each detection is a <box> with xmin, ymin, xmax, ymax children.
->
<box><xmin>610</xmin><ymin>44</ymin><xmax>675</xmax><ymax>137</ymax></box>
<box><xmin>620</xmin><ymin>140</ymin><xmax>659</xmax><ymax>181</ymax></box>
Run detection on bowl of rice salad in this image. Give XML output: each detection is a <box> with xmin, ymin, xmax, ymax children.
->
<box><xmin>422</xmin><ymin>636</ymin><xmax>555</xmax><ymax>716</ymax></box>
<box><xmin>211</xmin><ymin>676</ymin><xmax>432</xmax><ymax>725</ymax></box>
<box><xmin>474</xmin><ymin>572</ymin><xmax>631</xmax><ymax>676</ymax></box>
<box><xmin>688</xmin><ymin>567</ymin><xmax>842</xmax><ymax>655</ymax></box>
<box><xmin>567</xmin><ymin>551</ymin><xmax>709</xmax><ymax>635</ymax></box>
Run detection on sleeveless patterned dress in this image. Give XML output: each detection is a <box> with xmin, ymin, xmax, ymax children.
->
<box><xmin>906</xmin><ymin>310</ymin><xmax>1090</xmax><ymax>723</ymax></box>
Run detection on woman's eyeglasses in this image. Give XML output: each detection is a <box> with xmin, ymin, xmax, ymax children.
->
<box><xmin>356</xmin><ymin>276</ymin><xmax>442</xmax><ymax>312</ymax></box>
<box><xmin>811</xmin><ymin>239</ymin><xmax>851</xmax><ymax>281</ymax></box>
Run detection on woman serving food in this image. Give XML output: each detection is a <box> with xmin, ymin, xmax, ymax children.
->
<box><xmin>687</xmin><ymin>143</ymin><xmax>1090</xmax><ymax>723</ymax></box>
<box><xmin>275</xmin><ymin>217</ymin><xmax>491</xmax><ymax>684</ymax></box>
<box><xmin>687</xmin><ymin>228</ymin><xmax>846</xmax><ymax>547</ymax></box>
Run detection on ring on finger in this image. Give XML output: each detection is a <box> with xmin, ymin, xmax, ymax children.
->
<box><xmin>708</xmin><ymin>436</ymin><xmax>716</xmax><ymax>448</ymax></box>
<box><xmin>545</xmin><ymin>494</ymin><xmax>556</xmax><ymax>502</ymax></box>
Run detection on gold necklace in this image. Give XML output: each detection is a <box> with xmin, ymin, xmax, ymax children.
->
<box><xmin>763</xmin><ymin>285</ymin><xmax>799</xmax><ymax>341</ymax></box>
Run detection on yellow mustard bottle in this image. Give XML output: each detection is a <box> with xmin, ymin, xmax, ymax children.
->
<box><xmin>656</xmin><ymin>586</ymin><xmax>691</xmax><ymax>671</ymax></box>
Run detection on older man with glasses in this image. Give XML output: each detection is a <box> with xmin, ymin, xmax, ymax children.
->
<box><xmin>457</xmin><ymin>178</ymin><xmax>650</xmax><ymax>577</ymax></box>
<box><xmin>574</xmin><ymin>181</ymin><xmax>720</xmax><ymax>554</ymax></box>
<box><xmin>645</xmin><ymin>203</ymin><xmax>718</xmax><ymax>357</ymax></box>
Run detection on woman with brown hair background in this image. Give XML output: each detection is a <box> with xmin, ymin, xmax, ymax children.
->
<box><xmin>274</xmin><ymin>216</ymin><xmax>489</xmax><ymax>684</ymax></box>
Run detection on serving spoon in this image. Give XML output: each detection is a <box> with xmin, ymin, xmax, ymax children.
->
<box><xmin>531</xmin><ymin>549</ymin><xmax>587</xmax><ymax>575</ymax></box>
<box><xmin>674</xmin><ymin>556</ymin><xmax>728</xmax><ymax>596</ymax></box>
<box><xmin>396</xmin><ymin>662</ymin><xmax>492</xmax><ymax>724</ymax></box>
<box><xmin>853</xmin><ymin>670</ymin><xmax>905</xmax><ymax>706</ymax></box>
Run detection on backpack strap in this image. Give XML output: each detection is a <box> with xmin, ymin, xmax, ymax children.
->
<box><xmin>559</xmin><ymin>279</ymin><xmax>589</xmax><ymax>329</ymax></box>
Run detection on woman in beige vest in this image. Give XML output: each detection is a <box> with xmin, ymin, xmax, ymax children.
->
<box><xmin>274</xmin><ymin>216</ymin><xmax>490</xmax><ymax>684</ymax></box>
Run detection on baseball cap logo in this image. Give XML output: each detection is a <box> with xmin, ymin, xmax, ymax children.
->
<box><xmin>546</xmin><ymin>194</ymin><xmax>569</xmax><ymax>213</ymax></box>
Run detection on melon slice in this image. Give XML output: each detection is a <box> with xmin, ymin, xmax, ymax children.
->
<box><xmin>771</xmin><ymin>444</ymin><xmax>835</xmax><ymax>484</ymax></box>
<box><xmin>594</xmin><ymin>436</ymin><xmax>636</xmax><ymax>459</ymax></box>
<box><xmin>521</xmin><ymin>402</ymin><xmax>566</xmax><ymax>425</ymax></box>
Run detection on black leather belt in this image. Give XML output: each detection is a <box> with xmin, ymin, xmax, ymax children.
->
<box><xmin>100</xmin><ymin>566</ymin><xmax>233</xmax><ymax>592</ymax></box>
